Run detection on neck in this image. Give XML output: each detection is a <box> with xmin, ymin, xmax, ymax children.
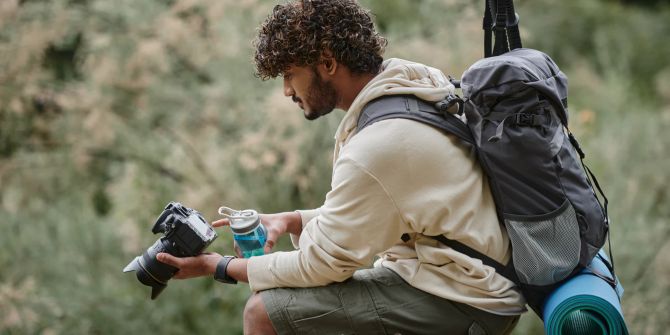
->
<box><xmin>335</xmin><ymin>72</ymin><xmax>377</xmax><ymax>111</ymax></box>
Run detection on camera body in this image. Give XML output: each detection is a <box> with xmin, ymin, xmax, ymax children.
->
<box><xmin>152</xmin><ymin>202</ymin><xmax>218</xmax><ymax>256</ymax></box>
<box><xmin>123</xmin><ymin>202</ymin><xmax>218</xmax><ymax>299</ymax></box>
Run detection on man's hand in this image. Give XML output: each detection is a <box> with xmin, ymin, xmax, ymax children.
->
<box><xmin>212</xmin><ymin>211</ymin><xmax>302</xmax><ymax>254</ymax></box>
<box><xmin>156</xmin><ymin>252</ymin><xmax>222</xmax><ymax>279</ymax></box>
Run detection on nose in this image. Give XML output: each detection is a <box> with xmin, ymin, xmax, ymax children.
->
<box><xmin>283</xmin><ymin>77</ymin><xmax>294</xmax><ymax>97</ymax></box>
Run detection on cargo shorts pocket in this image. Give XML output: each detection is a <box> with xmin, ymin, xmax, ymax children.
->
<box><xmin>292</xmin><ymin>307</ymin><xmax>353</xmax><ymax>335</ymax></box>
<box><xmin>262</xmin><ymin>269</ymin><xmax>393</xmax><ymax>335</ymax></box>
<box><xmin>468</xmin><ymin>321</ymin><xmax>487</xmax><ymax>335</ymax></box>
<box><xmin>281</xmin><ymin>283</ymin><xmax>360</xmax><ymax>335</ymax></box>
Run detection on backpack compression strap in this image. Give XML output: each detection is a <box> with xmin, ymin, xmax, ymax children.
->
<box><xmin>356</xmin><ymin>95</ymin><xmax>520</xmax><ymax>284</ymax></box>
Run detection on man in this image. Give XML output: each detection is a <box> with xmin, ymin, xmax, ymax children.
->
<box><xmin>157</xmin><ymin>1</ymin><xmax>525</xmax><ymax>334</ymax></box>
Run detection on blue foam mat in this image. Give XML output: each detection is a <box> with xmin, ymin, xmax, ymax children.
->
<box><xmin>542</xmin><ymin>251</ymin><xmax>629</xmax><ymax>335</ymax></box>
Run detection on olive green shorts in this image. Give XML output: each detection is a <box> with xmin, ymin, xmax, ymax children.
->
<box><xmin>260</xmin><ymin>266</ymin><xmax>519</xmax><ymax>335</ymax></box>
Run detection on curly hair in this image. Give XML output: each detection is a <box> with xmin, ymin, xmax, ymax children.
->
<box><xmin>253</xmin><ymin>0</ymin><xmax>387</xmax><ymax>80</ymax></box>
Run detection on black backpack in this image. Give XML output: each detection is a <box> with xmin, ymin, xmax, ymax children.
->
<box><xmin>356</xmin><ymin>0</ymin><xmax>612</xmax><ymax>316</ymax></box>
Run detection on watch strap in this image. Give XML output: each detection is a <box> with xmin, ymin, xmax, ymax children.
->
<box><xmin>214</xmin><ymin>256</ymin><xmax>237</xmax><ymax>284</ymax></box>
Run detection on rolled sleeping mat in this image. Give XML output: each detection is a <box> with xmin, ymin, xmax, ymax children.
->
<box><xmin>542</xmin><ymin>251</ymin><xmax>629</xmax><ymax>335</ymax></box>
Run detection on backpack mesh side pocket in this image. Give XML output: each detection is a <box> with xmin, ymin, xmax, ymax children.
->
<box><xmin>504</xmin><ymin>199</ymin><xmax>581</xmax><ymax>286</ymax></box>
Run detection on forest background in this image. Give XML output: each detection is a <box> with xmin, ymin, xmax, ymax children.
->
<box><xmin>1</xmin><ymin>0</ymin><xmax>669</xmax><ymax>334</ymax></box>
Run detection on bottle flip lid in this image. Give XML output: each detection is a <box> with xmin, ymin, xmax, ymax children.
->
<box><xmin>218</xmin><ymin>206</ymin><xmax>261</xmax><ymax>234</ymax></box>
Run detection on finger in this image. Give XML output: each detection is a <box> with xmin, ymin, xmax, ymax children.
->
<box><xmin>233</xmin><ymin>243</ymin><xmax>243</xmax><ymax>258</ymax></box>
<box><xmin>156</xmin><ymin>253</ymin><xmax>182</xmax><ymax>268</ymax></box>
<box><xmin>212</xmin><ymin>218</ymin><xmax>230</xmax><ymax>227</ymax></box>
<box><xmin>173</xmin><ymin>273</ymin><xmax>187</xmax><ymax>280</ymax></box>
<box><xmin>263</xmin><ymin>240</ymin><xmax>275</xmax><ymax>254</ymax></box>
<box><xmin>264</xmin><ymin>228</ymin><xmax>279</xmax><ymax>254</ymax></box>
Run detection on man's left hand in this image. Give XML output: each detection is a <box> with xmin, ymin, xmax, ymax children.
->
<box><xmin>156</xmin><ymin>252</ymin><xmax>223</xmax><ymax>279</ymax></box>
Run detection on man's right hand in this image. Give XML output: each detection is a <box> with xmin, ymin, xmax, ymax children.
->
<box><xmin>212</xmin><ymin>211</ymin><xmax>302</xmax><ymax>254</ymax></box>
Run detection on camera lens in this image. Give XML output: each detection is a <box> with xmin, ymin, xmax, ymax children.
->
<box><xmin>123</xmin><ymin>238</ymin><xmax>178</xmax><ymax>299</ymax></box>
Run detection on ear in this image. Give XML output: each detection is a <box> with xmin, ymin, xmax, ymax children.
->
<box><xmin>320</xmin><ymin>50</ymin><xmax>338</xmax><ymax>76</ymax></box>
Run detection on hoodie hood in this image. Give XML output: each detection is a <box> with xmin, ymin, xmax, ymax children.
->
<box><xmin>333</xmin><ymin>58</ymin><xmax>455</xmax><ymax>160</ymax></box>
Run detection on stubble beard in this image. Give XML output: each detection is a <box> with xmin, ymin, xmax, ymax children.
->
<box><xmin>303</xmin><ymin>68</ymin><xmax>338</xmax><ymax>121</ymax></box>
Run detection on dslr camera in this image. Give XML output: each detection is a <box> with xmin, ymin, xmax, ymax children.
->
<box><xmin>123</xmin><ymin>202</ymin><xmax>218</xmax><ymax>299</ymax></box>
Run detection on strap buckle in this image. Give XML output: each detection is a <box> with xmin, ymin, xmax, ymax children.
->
<box><xmin>515</xmin><ymin>113</ymin><xmax>536</xmax><ymax>126</ymax></box>
<box><xmin>435</xmin><ymin>94</ymin><xmax>464</xmax><ymax>115</ymax></box>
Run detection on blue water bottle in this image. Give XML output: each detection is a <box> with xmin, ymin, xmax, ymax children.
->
<box><xmin>218</xmin><ymin>207</ymin><xmax>267</xmax><ymax>258</ymax></box>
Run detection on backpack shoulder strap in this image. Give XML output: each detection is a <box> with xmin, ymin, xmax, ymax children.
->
<box><xmin>357</xmin><ymin>95</ymin><xmax>475</xmax><ymax>146</ymax></box>
<box><xmin>357</xmin><ymin>95</ymin><xmax>519</xmax><ymax>284</ymax></box>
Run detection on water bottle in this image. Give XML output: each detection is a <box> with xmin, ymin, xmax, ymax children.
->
<box><xmin>218</xmin><ymin>206</ymin><xmax>267</xmax><ymax>258</ymax></box>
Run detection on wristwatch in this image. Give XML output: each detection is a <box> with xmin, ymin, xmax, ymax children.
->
<box><xmin>213</xmin><ymin>256</ymin><xmax>238</xmax><ymax>284</ymax></box>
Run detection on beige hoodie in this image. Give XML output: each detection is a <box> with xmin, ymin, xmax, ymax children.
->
<box><xmin>247</xmin><ymin>58</ymin><xmax>526</xmax><ymax>315</ymax></box>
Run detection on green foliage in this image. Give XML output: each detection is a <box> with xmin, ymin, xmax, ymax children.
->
<box><xmin>1</xmin><ymin>0</ymin><xmax>668</xmax><ymax>334</ymax></box>
<box><xmin>521</xmin><ymin>0</ymin><xmax>670</xmax><ymax>102</ymax></box>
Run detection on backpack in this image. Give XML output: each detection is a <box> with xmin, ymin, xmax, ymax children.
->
<box><xmin>356</xmin><ymin>1</ymin><xmax>611</xmax><ymax>315</ymax></box>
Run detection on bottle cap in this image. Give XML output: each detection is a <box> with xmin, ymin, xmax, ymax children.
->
<box><xmin>218</xmin><ymin>207</ymin><xmax>261</xmax><ymax>234</ymax></box>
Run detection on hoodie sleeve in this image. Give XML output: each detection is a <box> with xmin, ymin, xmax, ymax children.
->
<box><xmin>288</xmin><ymin>209</ymin><xmax>320</xmax><ymax>248</ymax></box>
<box><xmin>246</xmin><ymin>156</ymin><xmax>406</xmax><ymax>291</ymax></box>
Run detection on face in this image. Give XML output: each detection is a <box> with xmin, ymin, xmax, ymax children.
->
<box><xmin>283</xmin><ymin>65</ymin><xmax>338</xmax><ymax>120</ymax></box>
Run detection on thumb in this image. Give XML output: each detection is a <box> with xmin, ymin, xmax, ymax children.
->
<box><xmin>156</xmin><ymin>253</ymin><xmax>181</xmax><ymax>268</ymax></box>
<box><xmin>264</xmin><ymin>229</ymin><xmax>278</xmax><ymax>254</ymax></box>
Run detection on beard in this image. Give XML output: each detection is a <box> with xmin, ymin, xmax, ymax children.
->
<box><xmin>302</xmin><ymin>68</ymin><xmax>338</xmax><ymax>121</ymax></box>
